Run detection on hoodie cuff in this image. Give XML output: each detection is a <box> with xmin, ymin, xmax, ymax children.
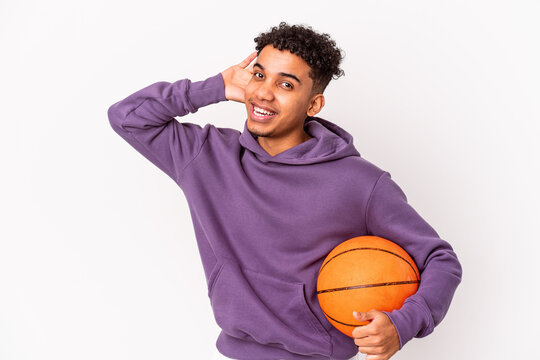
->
<box><xmin>187</xmin><ymin>73</ymin><xmax>227</xmax><ymax>109</ymax></box>
<box><xmin>382</xmin><ymin>295</ymin><xmax>434</xmax><ymax>349</ymax></box>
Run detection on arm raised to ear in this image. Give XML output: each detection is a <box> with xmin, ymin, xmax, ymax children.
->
<box><xmin>107</xmin><ymin>73</ymin><xmax>226</xmax><ymax>183</ymax></box>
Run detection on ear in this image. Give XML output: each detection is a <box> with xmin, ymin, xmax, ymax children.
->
<box><xmin>306</xmin><ymin>94</ymin><xmax>325</xmax><ymax>117</ymax></box>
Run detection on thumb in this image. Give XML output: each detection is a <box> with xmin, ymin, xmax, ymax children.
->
<box><xmin>353</xmin><ymin>310</ymin><xmax>377</xmax><ymax>322</ymax></box>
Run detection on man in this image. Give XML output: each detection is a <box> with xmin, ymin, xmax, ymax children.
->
<box><xmin>108</xmin><ymin>22</ymin><xmax>462</xmax><ymax>360</ymax></box>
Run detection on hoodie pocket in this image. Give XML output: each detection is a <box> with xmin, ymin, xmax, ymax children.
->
<box><xmin>208</xmin><ymin>259</ymin><xmax>332</xmax><ymax>357</ymax></box>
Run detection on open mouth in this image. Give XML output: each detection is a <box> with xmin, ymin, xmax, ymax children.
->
<box><xmin>251</xmin><ymin>104</ymin><xmax>278</xmax><ymax>122</ymax></box>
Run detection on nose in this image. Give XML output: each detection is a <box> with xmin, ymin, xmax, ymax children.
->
<box><xmin>253</xmin><ymin>80</ymin><xmax>274</xmax><ymax>102</ymax></box>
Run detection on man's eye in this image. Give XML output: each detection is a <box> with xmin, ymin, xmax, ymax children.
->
<box><xmin>281</xmin><ymin>82</ymin><xmax>293</xmax><ymax>89</ymax></box>
<box><xmin>254</xmin><ymin>72</ymin><xmax>263</xmax><ymax>79</ymax></box>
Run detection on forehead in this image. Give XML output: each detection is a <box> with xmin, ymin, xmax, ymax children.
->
<box><xmin>256</xmin><ymin>45</ymin><xmax>311</xmax><ymax>80</ymax></box>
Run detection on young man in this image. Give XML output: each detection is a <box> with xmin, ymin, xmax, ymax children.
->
<box><xmin>108</xmin><ymin>23</ymin><xmax>462</xmax><ymax>360</ymax></box>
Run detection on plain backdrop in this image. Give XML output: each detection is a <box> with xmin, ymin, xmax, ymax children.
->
<box><xmin>1</xmin><ymin>0</ymin><xmax>539</xmax><ymax>359</ymax></box>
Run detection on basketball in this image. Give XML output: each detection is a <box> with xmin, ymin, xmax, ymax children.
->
<box><xmin>316</xmin><ymin>236</ymin><xmax>420</xmax><ymax>337</ymax></box>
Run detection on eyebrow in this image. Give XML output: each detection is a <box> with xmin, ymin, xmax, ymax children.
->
<box><xmin>254</xmin><ymin>63</ymin><xmax>301</xmax><ymax>84</ymax></box>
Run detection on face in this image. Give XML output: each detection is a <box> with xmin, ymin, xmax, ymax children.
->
<box><xmin>244</xmin><ymin>45</ymin><xmax>323</xmax><ymax>139</ymax></box>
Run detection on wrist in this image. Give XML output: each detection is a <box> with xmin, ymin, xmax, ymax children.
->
<box><xmin>382</xmin><ymin>296</ymin><xmax>434</xmax><ymax>349</ymax></box>
<box><xmin>187</xmin><ymin>73</ymin><xmax>227</xmax><ymax>108</ymax></box>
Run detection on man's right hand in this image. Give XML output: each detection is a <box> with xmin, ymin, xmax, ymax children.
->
<box><xmin>221</xmin><ymin>51</ymin><xmax>258</xmax><ymax>103</ymax></box>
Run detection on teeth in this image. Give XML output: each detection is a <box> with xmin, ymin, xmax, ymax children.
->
<box><xmin>254</xmin><ymin>106</ymin><xmax>276</xmax><ymax>116</ymax></box>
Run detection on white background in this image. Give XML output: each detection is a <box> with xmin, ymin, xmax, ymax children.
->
<box><xmin>1</xmin><ymin>0</ymin><xmax>539</xmax><ymax>359</ymax></box>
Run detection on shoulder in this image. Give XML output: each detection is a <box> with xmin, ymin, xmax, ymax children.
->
<box><xmin>337</xmin><ymin>154</ymin><xmax>388</xmax><ymax>184</ymax></box>
<box><xmin>193</xmin><ymin>123</ymin><xmax>242</xmax><ymax>148</ymax></box>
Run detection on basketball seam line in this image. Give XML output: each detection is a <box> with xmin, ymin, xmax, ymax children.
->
<box><xmin>321</xmin><ymin>310</ymin><xmax>359</xmax><ymax>328</ymax></box>
<box><xmin>319</xmin><ymin>247</ymin><xmax>420</xmax><ymax>281</ymax></box>
<box><xmin>317</xmin><ymin>279</ymin><xmax>421</xmax><ymax>294</ymax></box>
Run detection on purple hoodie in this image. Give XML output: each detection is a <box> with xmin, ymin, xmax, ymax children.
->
<box><xmin>108</xmin><ymin>73</ymin><xmax>462</xmax><ymax>360</ymax></box>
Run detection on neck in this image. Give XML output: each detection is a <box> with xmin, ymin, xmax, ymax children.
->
<box><xmin>257</xmin><ymin>131</ymin><xmax>312</xmax><ymax>157</ymax></box>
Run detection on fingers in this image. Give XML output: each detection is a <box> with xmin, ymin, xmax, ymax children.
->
<box><xmin>352</xmin><ymin>325</ymin><xmax>370</xmax><ymax>340</ymax></box>
<box><xmin>353</xmin><ymin>310</ymin><xmax>400</xmax><ymax>360</ymax></box>
<box><xmin>238</xmin><ymin>51</ymin><xmax>258</xmax><ymax>68</ymax></box>
<box><xmin>365</xmin><ymin>355</ymin><xmax>386</xmax><ymax>360</ymax></box>
<box><xmin>354</xmin><ymin>333</ymin><xmax>382</xmax><ymax>347</ymax></box>
<box><xmin>361</xmin><ymin>349</ymin><xmax>391</xmax><ymax>360</ymax></box>
<box><xmin>357</xmin><ymin>345</ymin><xmax>389</xmax><ymax>360</ymax></box>
<box><xmin>351</xmin><ymin>310</ymin><xmax>377</xmax><ymax>338</ymax></box>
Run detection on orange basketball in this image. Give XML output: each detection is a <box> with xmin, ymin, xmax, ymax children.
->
<box><xmin>316</xmin><ymin>236</ymin><xmax>420</xmax><ymax>337</ymax></box>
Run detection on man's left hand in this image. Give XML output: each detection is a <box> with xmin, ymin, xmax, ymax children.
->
<box><xmin>351</xmin><ymin>310</ymin><xmax>400</xmax><ymax>360</ymax></box>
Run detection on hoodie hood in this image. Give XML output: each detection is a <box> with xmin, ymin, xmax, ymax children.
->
<box><xmin>238</xmin><ymin>116</ymin><xmax>361</xmax><ymax>165</ymax></box>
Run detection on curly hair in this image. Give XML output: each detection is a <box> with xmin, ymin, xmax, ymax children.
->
<box><xmin>254</xmin><ymin>22</ymin><xmax>345</xmax><ymax>94</ymax></box>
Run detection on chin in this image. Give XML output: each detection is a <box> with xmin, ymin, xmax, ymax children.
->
<box><xmin>247</xmin><ymin>120</ymin><xmax>272</xmax><ymax>138</ymax></box>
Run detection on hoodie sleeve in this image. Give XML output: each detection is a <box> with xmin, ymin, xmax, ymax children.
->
<box><xmin>107</xmin><ymin>73</ymin><xmax>226</xmax><ymax>183</ymax></box>
<box><xmin>365</xmin><ymin>171</ymin><xmax>462</xmax><ymax>349</ymax></box>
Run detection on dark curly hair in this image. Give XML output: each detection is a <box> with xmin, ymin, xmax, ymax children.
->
<box><xmin>254</xmin><ymin>22</ymin><xmax>345</xmax><ymax>94</ymax></box>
